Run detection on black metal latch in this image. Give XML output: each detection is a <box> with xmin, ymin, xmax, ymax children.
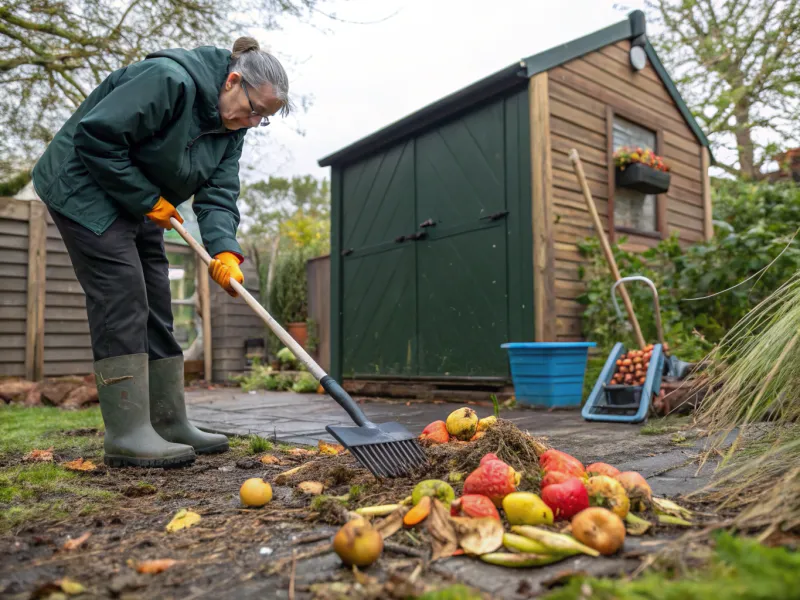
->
<box><xmin>480</xmin><ymin>211</ymin><xmax>509</xmax><ymax>222</ymax></box>
<box><xmin>408</xmin><ymin>231</ymin><xmax>427</xmax><ymax>241</ymax></box>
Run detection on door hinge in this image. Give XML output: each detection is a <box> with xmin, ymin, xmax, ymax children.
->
<box><xmin>480</xmin><ymin>211</ymin><xmax>509</xmax><ymax>222</ymax></box>
<box><xmin>419</xmin><ymin>218</ymin><xmax>436</xmax><ymax>228</ymax></box>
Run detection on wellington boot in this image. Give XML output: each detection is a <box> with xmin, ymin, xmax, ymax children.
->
<box><xmin>95</xmin><ymin>353</ymin><xmax>196</xmax><ymax>468</ymax></box>
<box><xmin>149</xmin><ymin>355</ymin><xmax>229</xmax><ymax>454</ymax></box>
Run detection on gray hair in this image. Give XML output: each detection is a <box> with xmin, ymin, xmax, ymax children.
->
<box><xmin>229</xmin><ymin>36</ymin><xmax>293</xmax><ymax>116</ymax></box>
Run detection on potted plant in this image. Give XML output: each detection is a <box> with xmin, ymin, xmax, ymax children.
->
<box><xmin>270</xmin><ymin>249</ymin><xmax>309</xmax><ymax>348</ymax></box>
<box><xmin>613</xmin><ymin>146</ymin><xmax>671</xmax><ymax>194</ymax></box>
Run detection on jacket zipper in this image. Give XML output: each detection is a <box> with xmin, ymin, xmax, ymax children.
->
<box><xmin>187</xmin><ymin>128</ymin><xmax>228</xmax><ymax>148</ymax></box>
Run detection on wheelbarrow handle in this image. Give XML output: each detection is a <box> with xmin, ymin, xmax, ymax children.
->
<box><xmin>611</xmin><ymin>276</ymin><xmax>665</xmax><ymax>348</ymax></box>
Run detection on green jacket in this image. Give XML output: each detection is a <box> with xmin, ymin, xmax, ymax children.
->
<box><xmin>32</xmin><ymin>46</ymin><xmax>247</xmax><ymax>258</ymax></box>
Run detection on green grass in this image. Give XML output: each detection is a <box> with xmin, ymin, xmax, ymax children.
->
<box><xmin>640</xmin><ymin>415</ymin><xmax>690</xmax><ymax>436</ymax></box>
<box><xmin>542</xmin><ymin>531</ymin><xmax>800</xmax><ymax>600</ymax></box>
<box><xmin>247</xmin><ymin>435</ymin><xmax>273</xmax><ymax>455</ymax></box>
<box><xmin>0</xmin><ymin>405</ymin><xmax>103</xmax><ymax>455</ymax></box>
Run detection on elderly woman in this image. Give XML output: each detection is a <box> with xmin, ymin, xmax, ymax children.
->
<box><xmin>31</xmin><ymin>37</ymin><xmax>290</xmax><ymax>468</ymax></box>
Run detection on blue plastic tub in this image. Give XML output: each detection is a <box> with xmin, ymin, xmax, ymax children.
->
<box><xmin>501</xmin><ymin>342</ymin><xmax>597</xmax><ymax>408</ymax></box>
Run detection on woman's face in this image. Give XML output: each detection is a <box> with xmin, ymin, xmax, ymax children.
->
<box><xmin>219</xmin><ymin>72</ymin><xmax>284</xmax><ymax>130</ymax></box>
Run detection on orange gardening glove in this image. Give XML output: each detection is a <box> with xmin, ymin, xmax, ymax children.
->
<box><xmin>209</xmin><ymin>252</ymin><xmax>244</xmax><ymax>297</ymax></box>
<box><xmin>146</xmin><ymin>197</ymin><xmax>183</xmax><ymax>230</ymax></box>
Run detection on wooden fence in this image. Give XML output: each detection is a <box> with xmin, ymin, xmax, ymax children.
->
<box><xmin>0</xmin><ymin>196</ymin><xmax>263</xmax><ymax>382</ymax></box>
<box><xmin>306</xmin><ymin>254</ymin><xmax>330</xmax><ymax>372</ymax></box>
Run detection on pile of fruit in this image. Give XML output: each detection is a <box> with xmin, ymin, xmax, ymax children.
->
<box><xmin>609</xmin><ymin>344</ymin><xmax>659</xmax><ymax>387</ymax></box>
<box><xmin>418</xmin><ymin>407</ymin><xmax>496</xmax><ymax>444</ymax></box>
<box><xmin>323</xmin><ymin>448</ymin><xmax>693</xmax><ymax>569</ymax></box>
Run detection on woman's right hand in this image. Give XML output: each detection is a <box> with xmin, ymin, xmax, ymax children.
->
<box><xmin>209</xmin><ymin>252</ymin><xmax>244</xmax><ymax>297</ymax></box>
<box><xmin>146</xmin><ymin>197</ymin><xmax>183</xmax><ymax>229</ymax></box>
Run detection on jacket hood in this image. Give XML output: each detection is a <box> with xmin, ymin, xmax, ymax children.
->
<box><xmin>146</xmin><ymin>46</ymin><xmax>231</xmax><ymax>128</ymax></box>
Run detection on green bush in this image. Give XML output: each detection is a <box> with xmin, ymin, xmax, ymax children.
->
<box><xmin>270</xmin><ymin>249</ymin><xmax>309</xmax><ymax>325</ymax></box>
<box><xmin>292</xmin><ymin>372</ymin><xmax>319</xmax><ymax>393</ymax></box>
<box><xmin>578</xmin><ymin>180</ymin><xmax>800</xmax><ymax>361</ymax></box>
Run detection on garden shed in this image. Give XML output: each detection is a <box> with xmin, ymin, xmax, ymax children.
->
<box><xmin>317</xmin><ymin>10</ymin><xmax>713</xmax><ymax>383</ymax></box>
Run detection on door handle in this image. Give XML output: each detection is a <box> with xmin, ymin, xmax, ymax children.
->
<box><xmin>480</xmin><ymin>211</ymin><xmax>509</xmax><ymax>222</ymax></box>
<box><xmin>419</xmin><ymin>218</ymin><xmax>436</xmax><ymax>228</ymax></box>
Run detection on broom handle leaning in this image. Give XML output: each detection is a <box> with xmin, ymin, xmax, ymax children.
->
<box><xmin>568</xmin><ymin>149</ymin><xmax>647</xmax><ymax>350</ymax></box>
<box><xmin>169</xmin><ymin>217</ymin><xmax>329</xmax><ymax>382</ymax></box>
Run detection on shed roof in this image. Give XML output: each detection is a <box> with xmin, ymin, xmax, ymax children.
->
<box><xmin>318</xmin><ymin>10</ymin><xmax>711</xmax><ymax>168</ymax></box>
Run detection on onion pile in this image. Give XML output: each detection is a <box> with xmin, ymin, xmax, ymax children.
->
<box><xmin>609</xmin><ymin>345</ymin><xmax>655</xmax><ymax>387</ymax></box>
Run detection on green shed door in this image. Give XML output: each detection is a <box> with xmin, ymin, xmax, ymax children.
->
<box><xmin>414</xmin><ymin>102</ymin><xmax>510</xmax><ymax>377</ymax></box>
<box><xmin>340</xmin><ymin>142</ymin><xmax>417</xmax><ymax>377</ymax></box>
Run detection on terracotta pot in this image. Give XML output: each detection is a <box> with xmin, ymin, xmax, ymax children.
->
<box><xmin>286</xmin><ymin>322</ymin><xmax>308</xmax><ymax>348</ymax></box>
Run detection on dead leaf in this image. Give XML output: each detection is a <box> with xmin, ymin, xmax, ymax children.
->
<box><xmin>318</xmin><ymin>440</ymin><xmax>345</xmax><ymax>456</ymax></box>
<box><xmin>135</xmin><ymin>559</ymin><xmax>178</xmax><ymax>574</ymax></box>
<box><xmin>298</xmin><ymin>481</ymin><xmax>325</xmax><ymax>495</ymax></box>
<box><xmin>23</xmin><ymin>447</ymin><xmax>54</xmax><ymax>462</ymax></box>
<box><xmin>62</xmin><ymin>532</ymin><xmax>91</xmax><ymax>551</ymax></box>
<box><xmin>31</xmin><ymin>577</ymin><xmax>86</xmax><ymax>598</ymax></box>
<box><xmin>260</xmin><ymin>454</ymin><xmax>281</xmax><ymax>465</ymax></box>
<box><xmin>275</xmin><ymin>463</ymin><xmax>313</xmax><ymax>485</ymax></box>
<box><xmin>58</xmin><ymin>578</ymin><xmax>86</xmax><ymax>595</ymax></box>
<box><xmin>352</xmin><ymin>565</ymin><xmax>377</xmax><ymax>586</ymax></box>
<box><xmin>451</xmin><ymin>516</ymin><xmax>504</xmax><ymax>556</ymax></box>
<box><xmin>426</xmin><ymin>499</ymin><xmax>458</xmax><ymax>561</ymax></box>
<box><xmin>373</xmin><ymin>506</ymin><xmax>410</xmax><ymax>540</ymax></box>
<box><xmin>62</xmin><ymin>458</ymin><xmax>98</xmax><ymax>472</ymax></box>
<box><xmin>165</xmin><ymin>508</ymin><xmax>201</xmax><ymax>533</ymax></box>
<box><xmin>288</xmin><ymin>447</ymin><xmax>317</xmax><ymax>457</ymax></box>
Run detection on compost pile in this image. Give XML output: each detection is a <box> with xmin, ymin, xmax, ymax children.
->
<box><xmin>250</xmin><ymin>406</ymin><xmax>697</xmax><ymax>575</ymax></box>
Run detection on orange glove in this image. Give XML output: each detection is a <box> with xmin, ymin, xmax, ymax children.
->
<box><xmin>209</xmin><ymin>252</ymin><xmax>244</xmax><ymax>297</ymax></box>
<box><xmin>146</xmin><ymin>197</ymin><xmax>183</xmax><ymax>229</ymax></box>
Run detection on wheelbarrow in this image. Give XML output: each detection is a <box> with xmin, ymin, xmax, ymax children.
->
<box><xmin>582</xmin><ymin>275</ymin><xmax>688</xmax><ymax>423</ymax></box>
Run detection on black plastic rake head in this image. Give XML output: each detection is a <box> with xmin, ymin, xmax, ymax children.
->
<box><xmin>321</xmin><ymin>377</ymin><xmax>428</xmax><ymax>478</ymax></box>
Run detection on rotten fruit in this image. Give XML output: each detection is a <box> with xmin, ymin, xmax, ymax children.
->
<box><xmin>571</xmin><ymin>507</ymin><xmax>626</xmax><ymax>556</ymax></box>
<box><xmin>419</xmin><ymin>420</ymin><xmax>450</xmax><ymax>444</ymax></box>
<box><xmin>239</xmin><ymin>478</ymin><xmax>273</xmax><ymax>507</ymax></box>
<box><xmin>332</xmin><ymin>518</ymin><xmax>384</xmax><ymax>568</ymax></box>
<box><xmin>586</xmin><ymin>462</ymin><xmax>620</xmax><ymax>478</ymax></box>
<box><xmin>502</xmin><ymin>492</ymin><xmax>554</xmax><ymax>526</ymax></box>
<box><xmin>463</xmin><ymin>458</ymin><xmax>521</xmax><ymax>507</ymax></box>
<box><xmin>584</xmin><ymin>475</ymin><xmax>630</xmax><ymax>519</ymax></box>
<box><xmin>411</xmin><ymin>479</ymin><xmax>455</xmax><ymax>507</ymax></box>
<box><xmin>445</xmin><ymin>407</ymin><xmax>479</xmax><ymax>441</ymax></box>
<box><xmin>540</xmin><ymin>476</ymin><xmax>589</xmax><ymax>520</ymax></box>
<box><xmin>615</xmin><ymin>471</ymin><xmax>652</xmax><ymax>511</ymax></box>
<box><xmin>450</xmin><ymin>494</ymin><xmax>501</xmax><ymax>520</ymax></box>
<box><xmin>477</xmin><ymin>415</ymin><xmax>497</xmax><ymax>431</ymax></box>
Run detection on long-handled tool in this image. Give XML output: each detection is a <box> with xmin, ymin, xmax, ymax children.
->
<box><xmin>170</xmin><ymin>217</ymin><xmax>428</xmax><ymax>478</ymax></box>
<box><xmin>568</xmin><ymin>149</ymin><xmax>646</xmax><ymax>350</ymax></box>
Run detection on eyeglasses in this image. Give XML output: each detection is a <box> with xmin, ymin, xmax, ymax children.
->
<box><xmin>240</xmin><ymin>78</ymin><xmax>270</xmax><ymax>127</ymax></box>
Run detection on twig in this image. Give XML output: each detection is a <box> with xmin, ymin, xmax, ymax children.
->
<box><xmin>271</xmin><ymin>543</ymin><xmax>333</xmax><ymax>572</ymax></box>
<box><xmin>291</xmin><ymin>531</ymin><xmax>332</xmax><ymax>545</ymax></box>
<box><xmin>383</xmin><ymin>541</ymin><xmax>428</xmax><ymax>559</ymax></box>
<box><xmin>289</xmin><ymin>549</ymin><xmax>297</xmax><ymax>600</ymax></box>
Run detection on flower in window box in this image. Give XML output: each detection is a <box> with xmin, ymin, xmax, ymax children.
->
<box><xmin>614</xmin><ymin>146</ymin><xmax>670</xmax><ymax>172</ymax></box>
<box><xmin>613</xmin><ymin>146</ymin><xmax>671</xmax><ymax>194</ymax></box>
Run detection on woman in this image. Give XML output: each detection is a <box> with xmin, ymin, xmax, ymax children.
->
<box><xmin>31</xmin><ymin>37</ymin><xmax>291</xmax><ymax>468</ymax></box>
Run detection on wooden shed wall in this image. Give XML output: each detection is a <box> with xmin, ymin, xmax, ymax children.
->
<box><xmin>545</xmin><ymin>40</ymin><xmax>706</xmax><ymax>341</ymax></box>
<box><xmin>0</xmin><ymin>206</ymin><xmax>31</xmax><ymax>377</ymax></box>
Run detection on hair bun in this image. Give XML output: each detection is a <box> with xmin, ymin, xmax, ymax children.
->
<box><xmin>232</xmin><ymin>36</ymin><xmax>259</xmax><ymax>58</ymax></box>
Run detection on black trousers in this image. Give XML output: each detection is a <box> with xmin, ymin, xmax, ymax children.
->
<box><xmin>48</xmin><ymin>207</ymin><xmax>184</xmax><ymax>362</ymax></box>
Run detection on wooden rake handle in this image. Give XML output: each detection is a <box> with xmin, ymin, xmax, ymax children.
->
<box><xmin>169</xmin><ymin>217</ymin><xmax>329</xmax><ymax>382</ymax></box>
<box><xmin>568</xmin><ymin>150</ymin><xmax>646</xmax><ymax>350</ymax></box>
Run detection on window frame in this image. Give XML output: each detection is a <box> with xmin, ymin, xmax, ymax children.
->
<box><xmin>606</xmin><ymin>106</ymin><xmax>667</xmax><ymax>242</ymax></box>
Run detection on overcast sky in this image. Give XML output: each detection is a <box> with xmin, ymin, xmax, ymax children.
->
<box><xmin>242</xmin><ymin>0</ymin><xmax>650</xmax><ymax>183</ymax></box>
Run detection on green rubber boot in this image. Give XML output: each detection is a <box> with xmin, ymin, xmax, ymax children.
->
<box><xmin>149</xmin><ymin>355</ymin><xmax>229</xmax><ymax>455</ymax></box>
<box><xmin>95</xmin><ymin>353</ymin><xmax>196</xmax><ymax>468</ymax></box>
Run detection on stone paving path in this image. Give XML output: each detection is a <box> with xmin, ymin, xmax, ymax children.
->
<box><xmin>186</xmin><ymin>388</ymin><xmax>714</xmax><ymax>497</ymax></box>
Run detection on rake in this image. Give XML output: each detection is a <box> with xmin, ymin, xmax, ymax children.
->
<box><xmin>171</xmin><ymin>217</ymin><xmax>428</xmax><ymax>478</ymax></box>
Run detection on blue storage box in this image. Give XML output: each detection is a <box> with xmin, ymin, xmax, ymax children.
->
<box><xmin>501</xmin><ymin>342</ymin><xmax>597</xmax><ymax>407</ymax></box>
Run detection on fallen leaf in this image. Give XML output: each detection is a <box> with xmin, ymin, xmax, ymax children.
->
<box><xmin>165</xmin><ymin>509</ymin><xmax>201</xmax><ymax>533</ymax></box>
<box><xmin>426</xmin><ymin>499</ymin><xmax>458</xmax><ymax>561</ymax></box>
<box><xmin>275</xmin><ymin>463</ymin><xmax>312</xmax><ymax>485</ymax></box>
<box><xmin>62</xmin><ymin>532</ymin><xmax>91</xmax><ymax>551</ymax></box>
<box><xmin>23</xmin><ymin>447</ymin><xmax>54</xmax><ymax>462</ymax></box>
<box><xmin>58</xmin><ymin>578</ymin><xmax>86</xmax><ymax>595</ymax></box>
<box><xmin>31</xmin><ymin>577</ymin><xmax>86</xmax><ymax>598</ymax></box>
<box><xmin>318</xmin><ymin>440</ymin><xmax>345</xmax><ymax>456</ymax></box>
<box><xmin>288</xmin><ymin>447</ymin><xmax>317</xmax><ymax>457</ymax></box>
<box><xmin>373</xmin><ymin>506</ymin><xmax>410</xmax><ymax>540</ymax></box>
<box><xmin>62</xmin><ymin>458</ymin><xmax>98</xmax><ymax>472</ymax></box>
<box><xmin>352</xmin><ymin>565</ymin><xmax>377</xmax><ymax>586</ymax></box>
<box><xmin>451</xmin><ymin>516</ymin><xmax>504</xmax><ymax>556</ymax></box>
<box><xmin>298</xmin><ymin>481</ymin><xmax>325</xmax><ymax>495</ymax></box>
<box><xmin>260</xmin><ymin>454</ymin><xmax>281</xmax><ymax>465</ymax></box>
<box><xmin>136</xmin><ymin>559</ymin><xmax>177</xmax><ymax>574</ymax></box>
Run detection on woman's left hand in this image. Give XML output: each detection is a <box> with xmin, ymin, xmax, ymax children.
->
<box><xmin>146</xmin><ymin>197</ymin><xmax>184</xmax><ymax>229</ymax></box>
<box><xmin>209</xmin><ymin>252</ymin><xmax>244</xmax><ymax>297</ymax></box>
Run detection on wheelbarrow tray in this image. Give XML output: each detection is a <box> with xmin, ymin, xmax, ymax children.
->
<box><xmin>582</xmin><ymin>342</ymin><xmax>665</xmax><ymax>423</ymax></box>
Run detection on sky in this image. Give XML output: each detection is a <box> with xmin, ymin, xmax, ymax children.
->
<box><xmin>242</xmin><ymin>0</ymin><xmax>650</xmax><ymax>183</ymax></box>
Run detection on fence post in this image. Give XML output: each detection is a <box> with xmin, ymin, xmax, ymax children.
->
<box><xmin>25</xmin><ymin>201</ymin><xmax>47</xmax><ymax>381</ymax></box>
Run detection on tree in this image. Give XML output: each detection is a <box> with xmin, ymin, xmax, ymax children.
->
<box><xmin>646</xmin><ymin>0</ymin><xmax>800</xmax><ymax>179</ymax></box>
<box><xmin>0</xmin><ymin>0</ymin><xmax>325</xmax><ymax>187</ymax></box>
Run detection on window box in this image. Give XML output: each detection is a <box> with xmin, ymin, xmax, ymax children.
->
<box><xmin>615</xmin><ymin>162</ymin><xmax>671</xmax><ymax>194</ymax></box>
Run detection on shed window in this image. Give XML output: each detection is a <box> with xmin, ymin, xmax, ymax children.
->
<box><xmin>612</xmin><ymin>116</ymin><xmax>658</xmax><ymax>234</ymax></box>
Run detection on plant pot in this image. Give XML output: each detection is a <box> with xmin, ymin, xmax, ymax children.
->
<box><xmin>501</xmin><ymin>342</ymin><xmax>596</xmax><ymax>408</ymax></box>
<box><xmin>287</xmin><ymin>322</ymin><xmax>308</xmax><ymax>348</ymax></box>
<box><xmin>615</xmin><ymin>162</ymin><xmax>671</xmax><ymax>194</ymax></box>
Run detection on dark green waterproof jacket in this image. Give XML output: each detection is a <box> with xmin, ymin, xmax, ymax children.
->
<box><xmin>31</xmin><ymin>46</ymin><xmax>247</xmax><ymax>258</ymax></box>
